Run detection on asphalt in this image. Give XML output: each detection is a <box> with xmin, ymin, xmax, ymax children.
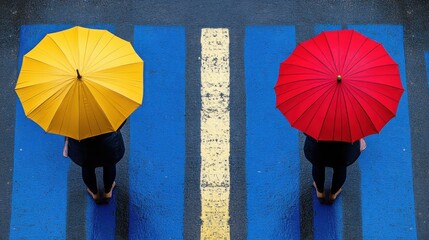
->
<box><xmin>1</xmin><ymin>1</ymin><xmax>428</xmax><ymax>239</ymax></box>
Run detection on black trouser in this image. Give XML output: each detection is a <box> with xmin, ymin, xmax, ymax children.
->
<box><xmin>312</xmin><ymin>164</ymin><xmax>346</xmax><ymax>194</ymax></box>
<box><xmin>82</xmin><ymin>165</ymin><xmax>116</xmax><ymax>194</ymax></box>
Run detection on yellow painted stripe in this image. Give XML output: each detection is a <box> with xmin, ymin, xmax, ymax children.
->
<box><xmin>200</xmin><ymin>28</ymin><xmax>231</xmax><ymax>240</ymax></box>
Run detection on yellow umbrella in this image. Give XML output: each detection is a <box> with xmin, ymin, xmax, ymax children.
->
<box><xmin>15</xmin><ymin>26</ymin><xmax>143</xmax><ymax>140</ymax></box>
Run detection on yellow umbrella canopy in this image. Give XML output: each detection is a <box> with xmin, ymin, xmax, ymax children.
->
<box><xmin>15</xmin><ymin>26</ymin><xmax>143</xmax><ymax>140</ymax></box>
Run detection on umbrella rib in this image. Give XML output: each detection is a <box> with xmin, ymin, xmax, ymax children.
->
<box><xmin>86</xmin><ymin>51</ymin><xmax>141</xmax><ymax>74</ymax></box>
<box><xmin>351</xmin><ymin>83</ymin><xmax>395</xmax><ymax>126</ymax></box>
<box><xmin>342</xmin><ymin>85</ymin><xmax>379</xmax><ymax>133</ymax></box>
<box><xmin>341</xmin><ymin>30</ymin><xmax>354</xmax><ymax>74</ymax></box>
<box><xmin>322</xmin><ymin>32</ymin><xmax>339</xmax><ymax>74</ymax></box>
<box><xmin>284</xmin><ymin>51</ymin><xmax>334</xmax><ymax>74</ymax></box>
<box><xmin>342</xmin><ymin>86</ymin><xmax>367</xmax><ymax>140</ymax></box>
<box><xmin>275</xmin><ymin>77</ymin><xmax>332</xmax><ymax>90</ymax></box>
<box><xmin>87</xmin><ymin>92</ymin><xmax>108</xmax><ymax>139</ymax></box>
<box><xmin>79</xmin><ymin>83</ymin><xmax>107</xmax><ymax>139</ymax></box>
<box><xmin>75</xmin><ymin>27</ymin><xmax>82</xmax><ymax>71</ymax></box>
<box><xmin>337</xmin><ymin>31</ymin><xmax>342</xmax><ymax>73</ymax></box>
<box><xmin>86</xmin><ymin>34</ymin><xmax>121</xmax><ymax>72</ymax></box>
<box><xmin>343</xmin><ymin>43</ymin><xmax>382</xmax><ymax>77</ymax></box>
<box><xmin>347</xmin><ymin>82</ymin><xmax>399</xmax><ymax>116</ymax></box>
<box><xmin>332</xmin><ymin>88</ymin><xmax>350</xmax><ymax>140</ymax></box>
<box><xmin>84</xmin><ymin>76</ymin><xmax>142</xmax><ymax>106</ymax></box>
<box><xmin>27</xmin><ymin>36</ymin><xmax>76</xmax><ymax>73</ymax></box>
<box><xmin>16</xmin><ymin>74</ymin><xmax>74</xmax><ymax>91</ymax></box>
<box><xmin>86</xmin><ymin>62</ymin><xmax>143</xmax><ymax>74</ymax></box>
<box><xmin>342</xmin><ymin>36</ymin><xmax>369</xmax><ymax>75</ymax></box>
<box><xmin>85</xmin><ymin>33</ymin><xmax>115</xmax><ymax>71</ymax></box>
<box><xmin>355</xmin><ymin>51</ymin><xmax>389</xmax><ymax>66</ymax></box>
<box><xmin>78</xmin><ymin>83</ymin><xmax>92</xmax><ymax>139</ymax></box>
<box><xmin>314</xmin><ymin>84</ymin><xmax>338</xmax><ymax>140</ymax></box>
<box><xmin>20</xmin><ymin>56</ymin><xmax>73</xmax><ymax>76</ymax></box>
<box><xmin>46</xmin><ymin>35</ymin><xmax>77</xmax><ymax>71</ymax></box>
<box><xmin>46</xmin><ymin>81</ymin><xmax>76</xmax><ymax>134</ymax></box>
<box><xmin>346</xmin><ymin>63</ymin><xmax>399</xmax><ymax>79</ymax></box>
<box><xmin>280</xmin><ymin>61</ymin><xmax>333</xmax><ymax>76</ymax></box>
<box><xmin>81</xmin><ymin>27</ymin><xmax>90</xmax><ymax>72</ymax></box>
<box><xmin>279</xmin><ymin>81</ymin><xmax>333</xmax><ymax>123</ymax></box>
<box><xmin>340</xmin><ymin>85</ymin><xmax>365</xmax><ymax>142</ymax></box>
<box><xmin>332</xmin><ymin>86</ymin><xmax>340</xmax><ymax>140</ymax></box>
<box><xmin>340</xmin><ymin>88</ymin><xmax>353</xmax><ymax>141</ymax></box>
<box><xmin>277</xmin><ymin>80</ymin><xmax>334</xmax><ymax>106</ymax></box>
<box><xmin>297</xmin><ymin>43</ymin><xmax>336</xmax><ymax>75</ymax></box>
<box><xmin>347</xmin><ymin>76</ymin><xmax>403</xmax><ymax>90</ymax></box>
<box><xmin>344</xmin><ymin>51</ymin><xmax>389</xmax><ymax>74</ymax></box>
<box><xmin>84</xmin><ymin>81</ymin><xmax>131</xmax><ymax>129</ymax></box>
<box><xmin>83</xmin><ymin>30</ymin><xmax>108</xmax><ymax>72</ymax></box>
<box><xmin>61</xmin><ymin>31</ymin><xmax>79</xmax><ymax>69</ymax></box>
<box><xmin>24</xmin><ymin>78</ymin><xmax>73</xmax><ymax>117</ymax></box>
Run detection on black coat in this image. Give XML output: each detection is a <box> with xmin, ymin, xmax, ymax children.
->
<box><xmin>68</xmin><ymin>129</ymin><xmax>125</xmax><ymax>168</ymax></box>
<box><xmin>304</xmin><ymin>134</ymin><xmax>360</xmax><ymax>168</ymax></box>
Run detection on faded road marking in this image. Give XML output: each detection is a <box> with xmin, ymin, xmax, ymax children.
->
<box><xmin>200</xmin><ymin>28</ymin><xmax>231</xmax><ymax>240</ymax></box>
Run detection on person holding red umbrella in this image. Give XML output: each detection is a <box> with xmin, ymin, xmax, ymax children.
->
<box><xmin>304</xmin><ymin>135</ymin><xmax>366</xmax><ymax>203</ymax></box>
<box><xmin>275</xmin><ymin>29</ymin><xmax>403</xmax><ymax>203</ymax></box>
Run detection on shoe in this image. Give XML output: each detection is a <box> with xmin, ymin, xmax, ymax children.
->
<box><xmin>328</xmin><ymin>188</ymin><xmax>342</xmax><ymax>204</ymax></box>
<box><xmin>87</xmin><ymin>188</ymin><xmax>101</xmax><ymax>203</ymax></box>
<box><xmin>103</xmin><ymin>181</ymin><xmax>116</xmax><ymax>199</ymax></box>
<box><xmin>313</xmin><ymin>182</ymin><xmax>325</xmax><ymax>203</ymax></box>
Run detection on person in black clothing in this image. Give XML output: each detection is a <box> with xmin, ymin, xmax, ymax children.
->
<box><xmin>304</xmin><ymin>134</ymin><xmax>366</xmax><ymax>203</ymax></box>
<box><xmin>62</xmin><ymin>122</ymin><xmax>125</xmax><ymax>203</ymax></box>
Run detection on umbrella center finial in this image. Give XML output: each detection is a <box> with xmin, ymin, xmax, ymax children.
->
<box><xmin>337</xmin><ymin>75</ymin><xmax>342</xmax><ymax>82</ymax></box>
<box><xmin>76</xmin><ymin>69</ymin><xmax>82</xmax><ymax>80</ymax></box>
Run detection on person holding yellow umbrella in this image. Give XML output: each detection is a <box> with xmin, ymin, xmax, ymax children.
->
<box><xmin>15</xmin><ymin>26</ymin><xmax>143</xmax><ymax>203</ymax></box>
<box><xmin>62</xmin><ymin>121</ymin><xmax>125</xmax><ymax>202</ymax></box>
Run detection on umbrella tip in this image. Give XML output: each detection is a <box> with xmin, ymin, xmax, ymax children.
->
<box><xmin>76</xmin><ymin>69</ymin><xmax>82</xmax><ymax>80</ymax></box>
<box><xmin>337</xmin><ymin>75</ymin><xmax>342</xmax><ymax>82</ymax></box>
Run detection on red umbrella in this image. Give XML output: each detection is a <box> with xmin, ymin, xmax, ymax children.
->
<box><xmin>275</xmin><ymin>29</ymin><xmax>404</xmax><ymax>142</ymax></box>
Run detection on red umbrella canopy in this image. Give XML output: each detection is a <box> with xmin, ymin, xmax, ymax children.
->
<box><xmin>275</xmin><ymin>29</ymin><xmax>404</xmax><ymax>142</ymax></box>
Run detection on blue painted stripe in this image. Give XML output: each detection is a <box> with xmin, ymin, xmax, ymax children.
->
<box><xmin>11</xmin><ymin>24</ymin><xmax>72</xmax><ymax>240</ymax></box>
<box><xmin>313</xmin><ymin>24</ymin><xmax>343</xmax><ymax>240</ymax></box>
<box><xmin>313</xmin><ymin>196</ymin><xmax>343</xmax><ymax>240</ymax></box>
<box><xmin>425</xmin><ymin>52</ymin><xmax>429</xmax><ymax>88</ymax></box>
<box><xmin>86</xmin><ymin>192</ymin><xmax>117</xmax><ymax>240</ymax></box>
<box><xmin>349</xmin><ymin>24</ymin><xmax>417</xmax><ymax>239</ymax></box>
<box><xmin>82</xmin><ymin>24</ymin><xmax>118</xmax><ymax>240</ymax></box>
<box><xmin>129</xmin><ymin>26</ymin><xmax>185</xmax><ymax>239</ymax></box>
<box><xmin>245</xmin><ymin>26</ymin><xmax>300</xmax><ymax>239</ymax></box>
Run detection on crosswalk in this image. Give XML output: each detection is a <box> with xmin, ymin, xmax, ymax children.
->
<box><xmin>10</xmin><ymin>24</ymin><xmax>418</xmax><ymax>239</ymax></box>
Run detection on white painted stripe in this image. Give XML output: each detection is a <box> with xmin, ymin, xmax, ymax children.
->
<box><xmin>200</xmin><ymin>28</ymin><xmax>231</xmax><ymax>239</ymax></box>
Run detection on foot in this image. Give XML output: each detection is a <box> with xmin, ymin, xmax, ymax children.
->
<box><xmin>360</xmin><ymin>138</ymin><xmax>367</xmax><ymax>152</ymax></box>
<box><xmin>87</xmin><ymin>188</ymin><xmax>100</xmax><ymax>201</ymax></box>
<box><xmin>103</xmin><ymin>181</ymin><xmax>116</xmax><ymax>199</ymax></box>
<box><xmin>329</xmin><ymin>188</ymin><xmax>342</xmax><ymax>204</ymax></box>
<box><xmin>313</xmin><ymin>182</ymin><xmax>325</xmax><ymax>201</ymax></box>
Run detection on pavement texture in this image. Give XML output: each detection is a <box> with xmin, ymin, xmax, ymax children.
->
<box><xmin>0</xmin><ymin>1</ymin><xmax>428</xmax><ymax>239</ymax></box>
